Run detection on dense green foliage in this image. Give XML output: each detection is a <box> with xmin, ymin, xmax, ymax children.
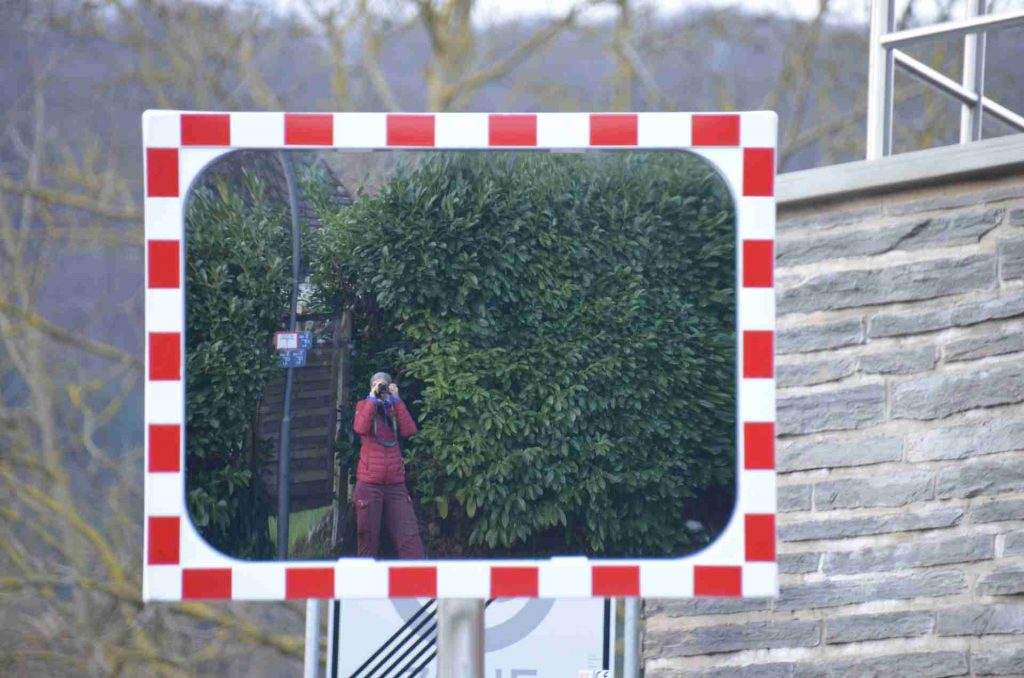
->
<box><xmin>184</xmin><ymin>173</ymin><xmax>303</xmax><ymax>559</ymax></box>
<box><xmin>310</xmin><ymin>152</ymin><xmax>735</xmax><ymax>557</ymax></box>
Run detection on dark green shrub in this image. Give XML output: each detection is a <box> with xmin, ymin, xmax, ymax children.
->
<box><xmin>309</xmin><ymin>152</ymin><xmax>735</xmax><ymax>557</ymax></box>
<box><xmin>184</xmin><ymin>172</ymin><xmax>300</xmax><ymax>559</ymax></box>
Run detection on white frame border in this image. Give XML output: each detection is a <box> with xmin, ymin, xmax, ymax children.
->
<box><xmin>143</xmin><ymin>110</ymin><xmax>777</xmax><ymax>601</ymax></box>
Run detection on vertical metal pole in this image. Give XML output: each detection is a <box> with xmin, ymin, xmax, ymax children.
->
<box><xmin>325</xmin><ymin>600</ymin><xmax>338</xmax><ymax>678</ymax></box>
<box><xmin>960</xmin><ymin>0</ymin><xmax>987</xmax><ymax>143</ymax></box>
<box><xmin>866</xmin><ymin>0</ymin><xmax>895</xmax><ymax>159</ymax></box>
<box><xmin>623</xmin><ymin>598</ymin><xmax>639</xmax><ymax>678</ymax></box>
<box><xmin>277</xmin><ymin>151</ymin><xmax>302</xmax><ymax>561</ymax></box>
<box><xmin>437</xmin><ymin>599</ymin><xmax>485</xmax><ymax>678</ymax></box>
<box><xmin>304</xmin><ymin>599</ymin><xmax>321</xmax><ymax>678</ymax></box>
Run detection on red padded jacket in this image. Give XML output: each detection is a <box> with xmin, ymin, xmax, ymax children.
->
<box><xmin>352</xmin><ymin>397</ymin><xmax>418</xmax><ymax>484</ymax></box>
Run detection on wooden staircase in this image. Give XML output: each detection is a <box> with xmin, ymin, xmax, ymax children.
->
<box><xmin>258</xmin><ymin>343</ymin><xmax>338</xmax><ymax>512</ymax></box>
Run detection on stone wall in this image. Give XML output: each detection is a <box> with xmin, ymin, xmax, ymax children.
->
<box><xmin>643</xmin><ymin>167</ymin><xmax>1024</xmax><ymax>677</ymax></box>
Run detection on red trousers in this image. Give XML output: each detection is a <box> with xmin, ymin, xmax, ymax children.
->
<box><xmin>354</xmin><ymin>480</ymin><xmax>425</xmax><ymax>559</ymax></box>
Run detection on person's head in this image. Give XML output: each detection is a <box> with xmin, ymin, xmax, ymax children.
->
<box><xmin>370</xmin><ymin>371</ymin><xmax>392</xmax><ymax>393</ymax></box>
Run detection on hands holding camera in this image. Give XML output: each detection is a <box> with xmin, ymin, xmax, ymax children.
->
<box><xmin>369</xmin><ymin>379</ymin><xmax>399</xmax><ymax>401</ymax></box>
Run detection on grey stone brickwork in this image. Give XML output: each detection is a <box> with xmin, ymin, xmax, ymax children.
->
<box><xmin>644</xmin><ymin>166</ymin><xmax>1024</xmax><ymax>678</ymax></box>
<box><xmin>777</xmin><ymin>318</ymin><xmax>865</xmax><ymax>355</ymax></box>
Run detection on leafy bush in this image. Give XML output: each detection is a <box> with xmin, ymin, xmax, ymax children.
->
<box><xmin>309</xmin><ymin>152</ymin><xmax>735</xmax><ymax>557</ymax></box>
<box><xmin>184</xmin><ymin>171</ymin><xmax>302</xmax><ymax>559</ymax></box>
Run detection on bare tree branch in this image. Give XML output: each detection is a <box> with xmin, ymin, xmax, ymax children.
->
<box><xmin>0</xmin><ymin>299</ymin><xmax>142</xmax><ymax>370</ymax></box>
<box><xmin>441</xmin><ymin>3</ymin><xmax>584</xmax><ymax>110</ymax></box>
<box><xmin>0</xmin><ymin>177</ymin><xmax>142</xmax><ymax>223</ymax></box>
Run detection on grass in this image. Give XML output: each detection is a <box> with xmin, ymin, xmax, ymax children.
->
<box><xmin>268</xmin><ymin>506</ymin><xmax>332</xmax><ymax>557</ymax></box>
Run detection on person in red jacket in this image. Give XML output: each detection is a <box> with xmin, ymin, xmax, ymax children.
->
<box><xmin>352</xmin><ymin>371</ymin><xmax>425</xmax><ymax>559</ymax></box>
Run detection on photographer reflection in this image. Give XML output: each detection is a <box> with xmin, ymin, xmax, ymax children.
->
<box><xmin>351</xmin><ymin>371</ymin><xmax>425</xmax><ymax>559</ymax></box>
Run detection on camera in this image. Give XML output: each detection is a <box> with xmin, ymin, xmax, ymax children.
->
<box><xmin>373</xmin><ymin>380</ymin><xmax>391</xmax><ymax>399</ymax></box>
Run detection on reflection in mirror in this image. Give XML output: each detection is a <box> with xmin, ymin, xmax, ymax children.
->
<box><xmin>184</xmin><ymin>150</ymin><xmax>736</xmax><ymax>561</ymax></box>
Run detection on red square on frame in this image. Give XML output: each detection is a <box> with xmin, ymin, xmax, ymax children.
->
<box><xmin>286</xmin><ymin>568</ymin><xmax>335</xmax><ymax>599</ymax></box>
<box><xmin>744</xmin><ymin>148</ymin><xmax>775</xmax><ymax>196</ymax></box>
<box><xmin>149</xmin><ymin>332</ymin><xmax>181</xmax><ymax>381</ymax></box>
<box><xmin>147</xmin><ymin>516</ymin><xmax>180</xmax><ymax>564</ymax></box>
<box><xmin>148</xmin><ymin>424</ymin><xmax>181</xmax><ymax>472</ymax></box>
<box><xmin>491</xmin><ymin>567</ymin><xmax>539</xmax><ymax>597</ymax></box>
<box><xmin>592</xmin><ymin>566</ymin><xmax>640</xmax><ymax>596</ymax></box>
<box><xmin>692</xmin><ymin>115</ymin><xmax>740</xmax><ymax>146</ymax></box>
<box><xmin>182</xmin><ymin>568</ymin><xmax>232</xmax><ymax>599</ymax></box>
<box><xmin>387</xmin><ymin>115</ymin><xmax>435</xmax><ymax>147</ymax></box>
<box><xmin>181</xmin><ymin>114</ymin><xmax>230</xmax><ymax>146</ymax></box>
<box><xmin>389</xmin><ymin>567</ymin><xmax>437</xmax><ymax>597</ymax></box>
<box><xmin>743</xmin><ymin>331</ymin><xmax>774</xmax><ymax>379</ymax></box>
<box><xmin>742</xmin><ymin>240</ymin><xmax>774</xmax><ymax>288</ymax></box>
<box><xmin>147</xmin><ymin>240</ymin><xmax>180</xmax><ymax>289</ymax></box>
<box><xmin>694</xmin><ymin>565</ymin><xmax>741</xmax><ymax>596</ymax></box>
<box><xmin>146</xmin><ymin>148</ymin><xmax>178</xmax><ymax>197</ymax></box>
<box><xmin>489</xmin><ymin>114</ymin><xmax>537</xmax><ymax>146</ymax></box>
<box><xmin>743</xmin><ymin>422</ymin><xmax>775</xmax><ymax>470</ymax></box>
<box><xmin>590</xmin><ymin>114</ymin><xmax>638</xmax><ymax>146</ymax></box>
<box><xmin>745</xmin><ymin>514</ymin><xmax>776</xmax><ymax>562</ymax></box>
<box><xmin>285</xmin><ymin>114</ymin><xmax>333</xmax><ymax>146</ymax></box>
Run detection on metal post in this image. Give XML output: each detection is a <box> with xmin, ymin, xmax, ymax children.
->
<box><xmin>437</xmin><ymin>599</ymin><xmax>485</xmax><ymax>678</ymax></box>
<box><xmin>277</xmin><ymin>151</ymin><xmax>302</xmax><ymax>560</ymax></box>
<box><xmin>623</xmin><ymin>598</ymin><xmax>640</xmax><ymax>678</ymax></box>
<box><xmin>866</xmin><ymin>0</ymin><xmax>895</xmax><ymax>159</ymax></box>
<box><xmin>305</xmin><ymin>599</ymin><xmax>322</xmax><ymax>678</ymax></box>
<box><xmin>960</xmin><ymin>0</ymin><xmax>987</xmax><ymax>143</ymax></box>
<box><xmin>325</xmin><ymin>600</ymin><xmax>338</xmax><ymax>678</ymax></box>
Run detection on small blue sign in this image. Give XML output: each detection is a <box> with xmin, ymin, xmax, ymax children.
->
<box><xmin>298</xmin><ymin>331</ymin><xmax>313</xmax><ymax>350</ymax></box>
<box><xmin>279</xmin><ymin>348</ymin><xmax>307</xmax><ymax>368</ymax></box>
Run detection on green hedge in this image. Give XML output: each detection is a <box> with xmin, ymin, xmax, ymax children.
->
<box><xmin>310</xmin><ymin>152</ymin><xmax>735</xmax><ymax>557</ymax></box>
<box><xmin>184</xmin><ymin>172</ymin><xmax>300</xmax><ymax>559</ymax></box>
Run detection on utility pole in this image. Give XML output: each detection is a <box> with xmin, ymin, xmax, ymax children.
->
<box><xmin>277</xmin><ymin>150</ymin><xmax>301</xmax><ymax>560</ymax></box>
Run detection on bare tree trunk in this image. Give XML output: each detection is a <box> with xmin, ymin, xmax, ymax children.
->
<box><xmin>610</xmin><ymin>0</ymin><xmax>635</xmax><ymax>111</ymax></box>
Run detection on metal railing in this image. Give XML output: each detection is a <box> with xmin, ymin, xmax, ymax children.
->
<box><xmin>866</xmin><ymin>0</ymin><xmax>1024</xmax><ymax>159</ymax></box>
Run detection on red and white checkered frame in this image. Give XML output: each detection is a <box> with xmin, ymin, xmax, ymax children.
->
<box><xmin>143</xmin><ymin>110</ymin><xmax>777</xmax><ymax>601</ymax></box>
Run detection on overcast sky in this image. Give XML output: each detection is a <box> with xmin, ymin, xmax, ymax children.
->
<box><xmin>264</xmin><ymin>0</ymin><xmax>896</xmax><ymax>25</ymax></box>
<box><xmin>472</xmin><ymin>0</ymin><xmax>1019</xmax><ymax>24</ymax></box>
<box><xmin>265</xmin><ymin>0</ymin><xmax>1024</xmax><ymax>30</ymax></box>
<box><xmin>475</xmin><ymin>0</ymin><xmax>876</xmax><ymax>23</ymax></box>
